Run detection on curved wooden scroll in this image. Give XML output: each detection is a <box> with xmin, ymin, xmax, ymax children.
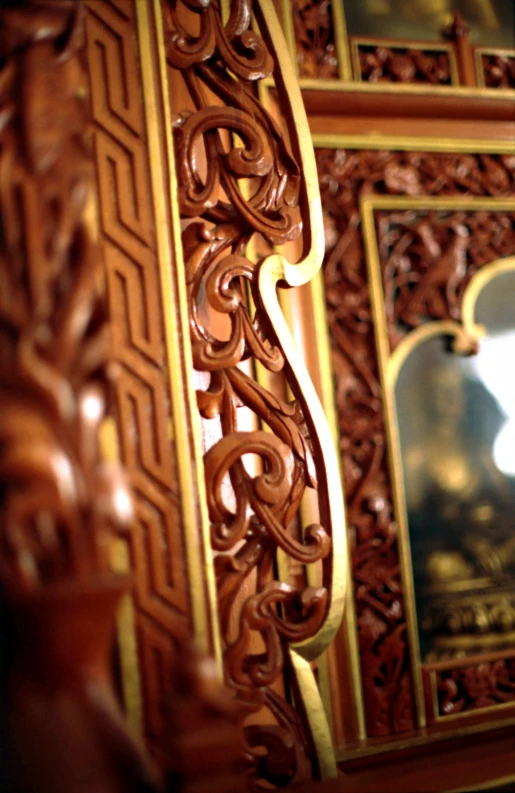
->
<box><xmin>165</xmin><ymin>0</ymin><xmax>346</xmax><ymax>787</ymax></box>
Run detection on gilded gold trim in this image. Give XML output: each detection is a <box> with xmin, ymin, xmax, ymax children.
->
<box><xmin>136</xmin><ymin>0</ymin><xmax>222</xmax><ymax>665</ymax></box>
<box><xmin>281</xmin><ymin>76</ymin><xmax>515</xmax><ymax>99</ymax></box>
<box><xmin>475</xmin><ymin>46</ymin><xmax>515</xmax><ymax>89</ymax></box>
<box><xmin>361</xmin><ymin>197</ymin><xmax>426</xmax><ymax>728</ymax></box>
<box><xmin>255</xmin><ymin>0</ymin><xmax>347</xmax><ymax>664</ymax></box>
<box><xmin>309</xmin><ymin>270</ymin><xmax>366</xmax><ymax>740</ymax></box>
<box><xmin>279</xmin><ymin>0</ymin><xmax>299</xmax><ymax>78</ymax></box>
<box><xmin>349</xmin><ymin>37</ymin><xmax>459</xmax><ymax>86</ymax></box>
<box><xmin>332</xmin><ymin>0</ymin><xmax>352</xmax><ymax>82</ymax></box>
<box><xmin>312</xmin><ymin>133</ymin><xmax>515</xmax><ymax>155</ymax></box>
<box><xmin>290</xmin><ymin>650</ymin><xmax>338</xmax><ymax>779</ymax></box>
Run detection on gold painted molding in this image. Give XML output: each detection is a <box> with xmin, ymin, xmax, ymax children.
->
<box><xmin>312</xmin><ymin>133</ymin><xmax>515</xmax><ymax>154</ymax></box>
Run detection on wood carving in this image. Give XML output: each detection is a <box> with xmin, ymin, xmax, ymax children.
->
<box><xmin>317</xmin><ymin>148</ymin><xmax>515</xmax><ymax>736</ymax></box>
<box><xmin>0</xmin><ymin>1</ymin><xmax>159</xmax><ymax>790</ymax></box>
<box><xmin>84</xmin><ymin>0</ymin><xmax>206</xmax><ymax>767</ymax></box>
<box><xmin>165</xmin><ymin>1</ymin><xmax>340</xmax><ymax>788</ymax></box>
<box><xmin>357</xmin><ymin>45</ymin><xmax>451</xmax><ymax>84</ymax></box>
<box><xmin>435</xmin><ymin>655</ymin><xmax>515</xmax><ymax>718</ymax></box>
<box><xmin>292</xmin><ymin>0</ymin><xmax>338</xmax><ymax>79</ymax></box>
<box><xmin>481</xmin><ymin>53</ymin><xmax>515</xmax><ymax>89</ymax></box>
<box><xmin>378</xmin><ymin>208</ymin><xmax>515</xmax><ymax>351</ymax></box>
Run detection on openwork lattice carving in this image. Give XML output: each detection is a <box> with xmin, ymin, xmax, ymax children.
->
<box><xmin>317</xmin><ymin>148</ymin><xmax>515</xmax><ymax>736</ymax></box>
<box><xmin>0</xmin><ymin>2</ymin><xmax>159</xmax><ymax>790</ymax></box>
<box><xmin>166</xmin><ymin>1</ymin><xmax>343</xmax><ymax>787</ymax></box>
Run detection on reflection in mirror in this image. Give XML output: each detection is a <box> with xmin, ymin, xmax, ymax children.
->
<box><xmin>395</xmin><ymin>267</ymin><xmax>515</xmax><ymax>661</ymax></box>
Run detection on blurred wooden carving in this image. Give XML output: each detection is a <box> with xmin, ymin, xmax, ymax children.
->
<box><xmin>292</xmin><ymin>0</ymin><xmax>338</xmax><ymax>79</ymax></box>
<box><xmin>165</xmin><ymin>0</ymin><xmax>341</xmax><ymax>787</ymax></box>
<box><xmin>317</xmin><ymin>148</ymin><xmax>515</xmax><ymax>737</ymax></box>
<box><xmin>0</xmin><ymin>1</ymin><xmax>160</xmax><ymax>790</ymax></box>
<box><xmin>435</xmin><ymin>655</ymin><xmax>515</xmax><ymax>718</ymax></box>
<box><xmin>357</xmin><ymin>45</ymin><xmax>452</xmax><ymax>84</ymax></box>
<box><xmin>481</xmin><ymin>53</ymin><xmax>515</xmax><ymax>88</ymax></box>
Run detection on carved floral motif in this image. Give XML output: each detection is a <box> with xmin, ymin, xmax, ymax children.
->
<box><xmin>357</xmin><ymin>45</ymin><xmax>452</xmax><ymax>84</ymax></box>
<box><xmin>481</xmin><ymin>53</ymin><xmax>515</xmax><ymax>89</ymax></box>
<box><xmin>317</xmin><ymin>148</ymin><xmax>515</xmax><ymax>736</ymax></box>
<box><xmin>378</xmin><ymin>208</ymin><xmax>515</xmax><ymax>351</ymax></box>
<box><xmin>436</xmin><ymin>657</ymin><xmax>515</xmax><ymax>717</ymax></box>
<box><xmin>166</xmin><ymin>1</ymin><xmax>332</xmax><ymax>787</ymax></box>
<box><xmin>292</xmin><ymin>0</ymin><xmax>338</xmax><ymax>79</ymax></box>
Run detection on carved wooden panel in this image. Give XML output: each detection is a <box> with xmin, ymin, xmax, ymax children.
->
<box><xmin>292</xmin><ymin>0</ymin><xmax>339</xmax><ymax>79</ymax></box>
<box><xmin>378</xmin><ymin>208</ymin><xmax>515</xmax><ymax>351</ymax></box>
<box><xmin>317</xmin><ymin>148</ymin><xmax>515</xmax><ymax>737</ymax></box>
<box><xmin>84</xmin><ymin>0</ymin><xmax>204</xmax><ymax>769</ymax></box>
<box><xmin>164</xmin><ymin>0</ymin><xmax>345</xmax><ymax>787</ymax></box>
<box><xmin>480</xmin><ymin>52</ymin><xmax>515</xmax><ymax>88</ymax></box>
<box><xmin>354</xmin><ymin>43</ymin><xmax>453</xmax><ymax>84</ymax></box>
<box><xmin>423</xmin><ymin>652</ymin><xmax>515</xmax><ymax>722</ymax></box>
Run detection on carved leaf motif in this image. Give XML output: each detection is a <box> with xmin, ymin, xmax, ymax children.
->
<box><xmin>166</xmin><ymin>1</ymin><xmax>330</xmax><ymax>787</ymax></box>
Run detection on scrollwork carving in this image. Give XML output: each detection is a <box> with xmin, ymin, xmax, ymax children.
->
<box><xmin>317</xmin><ymin>147</ymin><xmax>515</xmax><ymax>736</ymax></box>
<box><xmin>166</xmin><ymin>1</ymin><xmax>342</xmax><ymax>787</ymax></box>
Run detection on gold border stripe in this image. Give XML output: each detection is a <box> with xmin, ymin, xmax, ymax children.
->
<box><xmin>136</xmin><ymin>0</ymin><xmax>221</xmax><ymax>665</ymax></box>
<box><xmin>312</xmin><ymin>133</ymin><xmax>515</xmax><ymax>154</ymax></box>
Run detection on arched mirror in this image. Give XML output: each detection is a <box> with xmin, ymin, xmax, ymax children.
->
<box><xmin>395</xmin><ymin>260</ymin><xmax>515</xmax><ymax>663</ymax></box>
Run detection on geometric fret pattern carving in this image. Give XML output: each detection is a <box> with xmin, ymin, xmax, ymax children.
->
<box><xmin>317</xmin><ymin>148</ymin><xmax>515</xmax><ymax>737</ymax></box>
<box><xmin>85</xmin><ymin>0</ymin><xmax>190</xmax><ymax>767</ymax></box>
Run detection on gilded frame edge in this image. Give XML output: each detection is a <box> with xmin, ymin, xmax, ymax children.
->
<box><xmin>349</xmin><ymin>36</ymin><xmax>460</xmax><ymax>86</ymax></box>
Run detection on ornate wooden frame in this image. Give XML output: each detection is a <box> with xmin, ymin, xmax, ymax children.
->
<box><xmin>300</xmin><ymin>138</ymin><xmax>515</xmax><ymax>763</ymax></box>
